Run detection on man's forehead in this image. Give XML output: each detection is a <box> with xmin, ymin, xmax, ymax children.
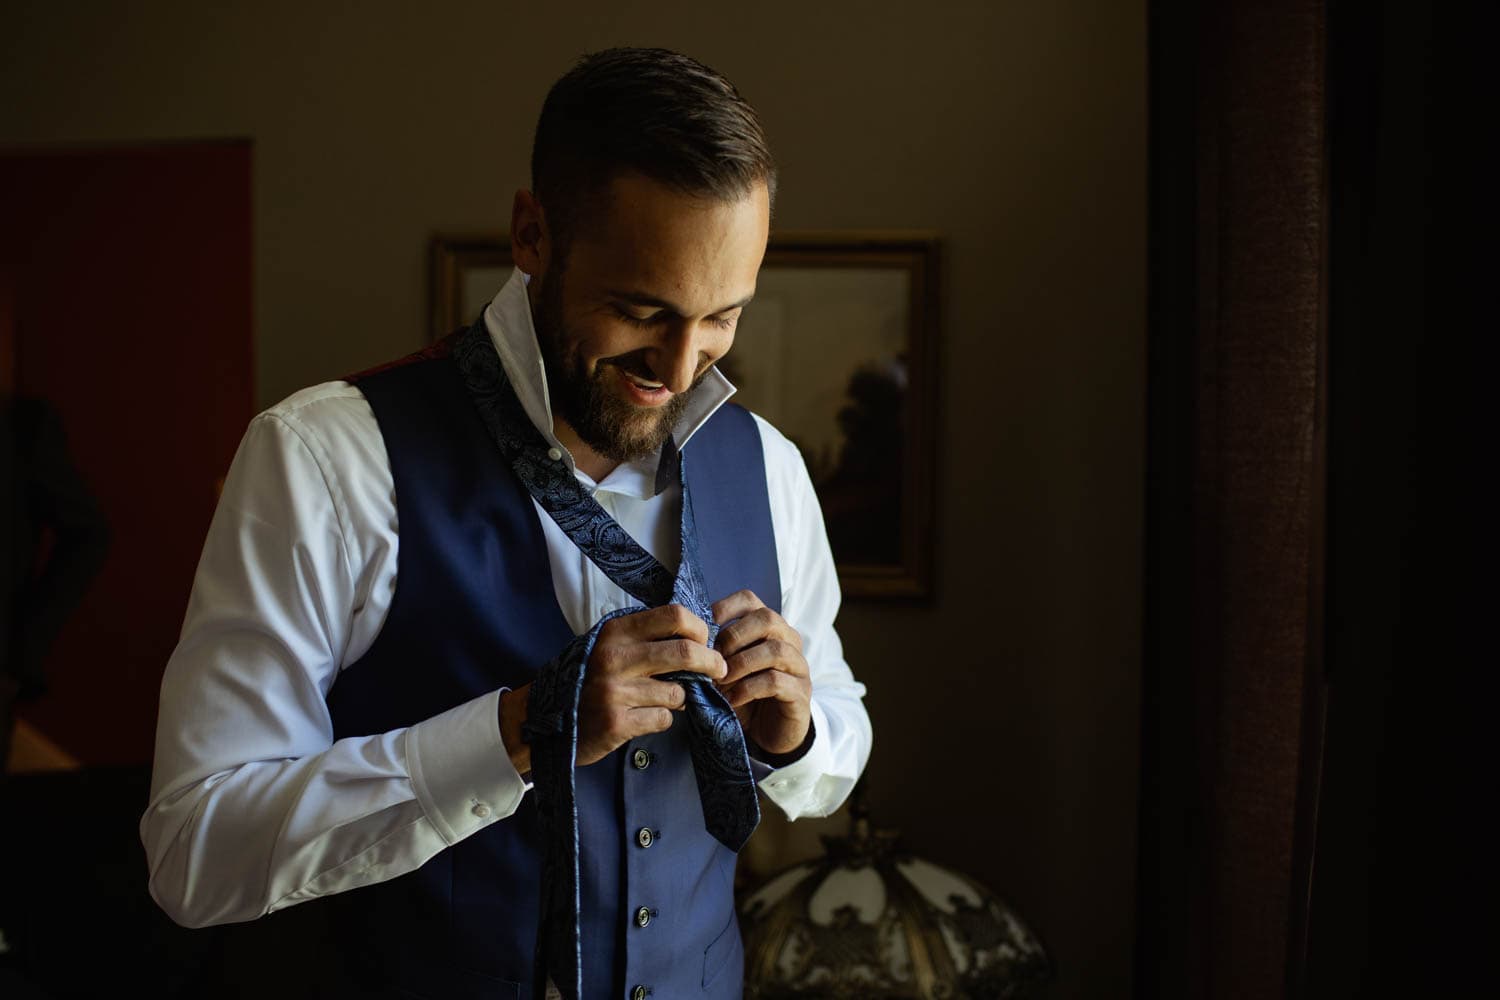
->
<box><xmin>572</xmin><ymin>175</ymin><xmax>766</xmax><ymax>242</ymax></box>
<box><xmin>561</xmin><ymin>176</ymin><xmax>769</xmax><ymax>305</ymax></box>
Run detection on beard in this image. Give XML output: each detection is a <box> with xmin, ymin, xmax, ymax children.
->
<box><xmin>533</xmin><ymin>268</ymin><xmax>696</xmax><ymax>463</ymax></box>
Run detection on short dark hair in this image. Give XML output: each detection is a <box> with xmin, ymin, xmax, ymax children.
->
<box><xmin>531</xmin><ymin>47</ymin><xmax>777</xmax><ymax>252</ymax></box>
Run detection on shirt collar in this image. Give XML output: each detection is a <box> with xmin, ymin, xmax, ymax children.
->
<box><xmin>482</xmin><ymin>267</ymin><xmax>736</xmax><ymax>499</ymax></box>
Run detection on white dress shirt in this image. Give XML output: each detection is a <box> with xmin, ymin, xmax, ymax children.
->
<box><xmin>140</xmin><ymin>267</ymin><xmax>872</xmax><ymax>929</ymax></box>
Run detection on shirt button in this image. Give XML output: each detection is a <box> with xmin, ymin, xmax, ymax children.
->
<box><xmin>471</xmin><ymin>803</ymin><xmax>491</xmax><ymax>819</ymax></box>
<box><xmin>636</xmin><ymin>827</ymin><xmax>654</xmax><ymax>849</ymax></box>
<box><xmin>635</xmin><ymin>905</ymin><xmax>652</xmax><ymax>928</ymax></box>
<box><xmin>547</xmin><ymin>447</ymin><xmax>563</xmax><ymax>461</ymax></box>
<box><xmin>631</xmin><ymin>986</ymin><xmax>650</xmax><ymax>1000</ymax></box>
<box><xmin>631</xmin><ymin>748</ymin><xmax>651</xmax><ymax>770</ymax></box>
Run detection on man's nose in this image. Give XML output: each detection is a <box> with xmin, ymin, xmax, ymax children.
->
<box><xmin>653</xmin><ymin>323</ymin><xmax>704</xmax><ymax>395</ymax></box>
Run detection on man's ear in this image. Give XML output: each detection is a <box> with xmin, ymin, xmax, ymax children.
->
<box><xmin>510</xmin><ymin>188</ymin><xmax>550</xmax><ymax>277</ymax></box>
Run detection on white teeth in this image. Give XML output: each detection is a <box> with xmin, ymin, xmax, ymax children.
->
<box><xmin>626</xmin><ymin>374</ymin><xmax>664</xmax><ymax>389</ymax></box>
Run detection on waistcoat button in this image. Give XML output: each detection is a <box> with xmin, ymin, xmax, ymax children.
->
<box><xmin>636</xmin><ymin>826</ymin><xmax>654</xmax><ymax>849</ymax></box>
<box><xmin>635</xmin><ymin>905</ymin><xmax>652</xmax><ymax>928</ymax></box>
<box><xmin>631</xmin><ymin>985</ymin><xmax>650</xmax><ymax>1000</ymax></box>
<box><xmin>632</xmin><ymin>748</ymin><xmax>651</xmax><ymax>770</ymax></box>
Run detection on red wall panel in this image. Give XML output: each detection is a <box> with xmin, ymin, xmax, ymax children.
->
<box><xmin>2</xmin><ymin>141</ymin><xmax>253</xmax><ymax>765</ymax></box>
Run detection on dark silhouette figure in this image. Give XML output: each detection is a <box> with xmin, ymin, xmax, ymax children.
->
<box><xmin>816</xmin><ymin>359</ymin><xmax>905</xmax><ymax>567</ymax></box>
<box><xmin>1</xmin><ymin>394</ymin><xmax>110</xmax><ymax>772</ymax></box>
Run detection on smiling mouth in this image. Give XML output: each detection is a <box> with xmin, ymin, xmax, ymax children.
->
<box><xmin>615</xmin><ymin>366</ymin><xmax>674</xmax><ymax>406</ymax></box>
<box><xmin>621</xmin><ymin>370</ymin><xmax>665</xmax><ymax>391</ymax></box>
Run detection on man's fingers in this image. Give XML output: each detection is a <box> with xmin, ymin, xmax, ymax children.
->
<box><xmin>593</xmin><ymin>635</ymin><xmax>727</xmax><ymax>680</ymax></box>
<box><xmin>720</xmin><ymin>638</ymin><xmax>808</xmax><ymax>686</ymax></box>
<box><xmin>590</xmin><ymin>675</ymin><xmax>688</xmax><ymax>710</ymax></box>
<box><xmin>576</xmin><ymin>699</ymin><xmax>676</xmax><ymax>766</ymax></box>
<box><xmin>721</xmin><ymin>667</ymin><xmax>810</xmax><ymax>709</ymax></box>
<box><xmin>601</xmin><ymin>603</ymin><xmax>709</xmax><ymax>645</ymax></box>
<box><xmin>711</xmin><ymin>588</ymin><xmax>765</xmax><ymax>626</ymax></box>
<box><xmin>630</xmin><ymin>677</ymin><xmax>689</xmax><ymax>710</ymax></box>
<box><xmin>632</xmin><ymin>706</ymin><xmax>674</xmax><ymax>735</ymax></box>
<box><xmin>715</xmin><ymin>607</ymin><xmax>802</xmax><ymax>659</ymax></box>
<box><xmin>642</xmin><ymin>638</ymin><xmax>726</xmax><ymax>679</ymax></box>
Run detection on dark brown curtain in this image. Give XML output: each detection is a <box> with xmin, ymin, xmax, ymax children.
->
<box><xmin>1140</xmin><ymin>1</ymin><xmax>1489</xmax><ymax>996</ymax></box>
<box><xmin>1139</xmin><ymin>1</ymin><xmax>1328</xmax><ymax>996</ymax></box>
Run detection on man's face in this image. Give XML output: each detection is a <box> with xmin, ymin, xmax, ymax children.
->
<box><xmin>530</xmin><ymin>172</ymin><xmax>770</xmax><ymax>464</ymax></box>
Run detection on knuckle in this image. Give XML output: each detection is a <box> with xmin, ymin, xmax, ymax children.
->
<box><xmin>591</xmin><ymin>644</ymin><xmax>621</xmax><ymax>673</ymax></box>
<box><xmin>607</xmin><ymin>707</ymin><xmax>631</xmax><ymax>739</ymax></box>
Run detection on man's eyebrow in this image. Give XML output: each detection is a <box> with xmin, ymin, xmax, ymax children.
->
<box><xmin>606</xmin><ymin>290</ymin><xmax>755</xmax><ymax>315</ymax></box>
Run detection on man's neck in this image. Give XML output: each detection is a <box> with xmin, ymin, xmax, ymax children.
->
<box><xmin>551</xmin><ymin>417</ymin><xmax>620</xmax><ymax>483</ymax></box>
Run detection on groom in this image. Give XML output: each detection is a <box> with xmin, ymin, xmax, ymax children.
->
<box><xmin>143</xmin><ymin>46</ymin><xmax>871</xmax><ymax>999</ymax></box>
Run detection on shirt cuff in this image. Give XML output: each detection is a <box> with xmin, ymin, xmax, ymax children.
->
<box><xmin>405</xmin><ymin>688</ymin><xmax>530</xmax><ymax>846</ymax></box>
<box><xmin>749</xmin><ymin>716</ymin><xmax>817</xmax><ymax>768</ymax></box>
<box><xmin>752</xmin><ymin>700</ymin><xmax>847</xmax><ymax>819</ymax></box>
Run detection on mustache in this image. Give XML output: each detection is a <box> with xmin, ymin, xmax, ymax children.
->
<box><xmin>602</xmin><ymin>351</ymin><xmax>659</xmax><ymax>381</ymax></box>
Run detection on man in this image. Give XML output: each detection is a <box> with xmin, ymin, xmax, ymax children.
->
<box><xmin>141</xmin><ymin>47</ymin><xmax>870</xmax><ymax>999</ymax></box>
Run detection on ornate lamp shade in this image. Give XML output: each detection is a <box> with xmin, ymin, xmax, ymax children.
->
<box><xmin>739</xmin><ymin>805</ymin><xmax>1050</xmax><ymax>999</ymax></box>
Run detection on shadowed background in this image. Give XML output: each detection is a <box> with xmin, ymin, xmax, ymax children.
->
<box><xmin>0</xmin><ymin>2</ymin><xmax>1146</xmax><ymax>997</ymax></box>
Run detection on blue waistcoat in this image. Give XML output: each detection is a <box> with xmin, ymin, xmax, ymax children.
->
<box><xmin>321</xmin><ymin>346</ymin><xmax>780</xmax><ymax>1000</ymax></box>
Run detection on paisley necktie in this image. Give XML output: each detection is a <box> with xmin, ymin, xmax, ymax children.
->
<box><xmin>451</xmin><ymin>319</ymin><xmax>761</xmax><ymax>1000</ymax></box>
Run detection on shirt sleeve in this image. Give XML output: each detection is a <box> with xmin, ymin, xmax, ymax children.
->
<box><xmin>748</xmin><ymin>415</ymin><xmax>873</xmax><ymax>820</ymax></box>
<box><xmin>139</xmin><ymin>401</ymin><xmax>530</xmax><ymax>929</ymax></box>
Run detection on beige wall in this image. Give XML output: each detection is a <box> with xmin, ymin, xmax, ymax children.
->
<box><xmin>1</xmin><ymin>1</ymin><xmax>1145</xmax><ymax>994</ymax></box>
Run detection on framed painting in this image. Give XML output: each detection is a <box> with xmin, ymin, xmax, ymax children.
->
<box><xmin>429</xmin><ymin>231</ymin><xmax>940</xmax><ymax>599</ymax></box>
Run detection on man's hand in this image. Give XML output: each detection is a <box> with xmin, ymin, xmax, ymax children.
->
<box><xmin>573</xmin><ymin>604</ymin><xmax>727</xmax><ymax>766</ymax></box>
<box><xmin>500</xmin><ymin>606</ymin><xmax>727</xmax><ymax>775</ymax></box>
<box><xmin>712</xmin><ymin>590</ymin><xmax>812</xmax><ymax>757</ymax></box>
